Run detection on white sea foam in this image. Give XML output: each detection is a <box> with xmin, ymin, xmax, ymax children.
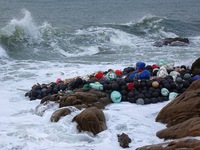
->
<box><xmin>109</xmin><ymin>29</ymin><xmax>145</xmax><ymax>47</ymax></box>
<box><xmin>190</xmin><ymin>36</ymin><xmax>200</xmax><ymax>46</ymax></box>
<box><xmin>54</xmin><ymin>45</ymin><xmax>100</xmax><ymax>57</ymax></box>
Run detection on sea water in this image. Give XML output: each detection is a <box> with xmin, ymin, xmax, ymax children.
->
<box><xmin>0</xmin><ymin>0</ymin><xmax>200</xmax><ymax>149</ymax></box>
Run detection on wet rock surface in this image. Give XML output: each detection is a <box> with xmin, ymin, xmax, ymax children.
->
<box><xmin>136</xmin><ymin>139</ymin><xmax>200</xmax><ymax>150</ymax></box>
<box><xmin>117</xmin><ymin>133</ymin><xmax>132</xmax><ymax>148</ymax></box>
<box><xmin>153</xmin><ymin>37</ymin><xmax>189</xmax><ymax>47</ymax></box>
<box><xmin>157</xmin><ymin>117</ymin><xmax>200</xmax><ymax>139</ymax></box>
<box><xmin>72</xmin><ymin>107</ymin><xmax>107</xmax><ymax>135</ymax></box>
<box><xmin>156</xmin><ymin>79</ymin><xmax>200</xmax><ymax>127</ymax></box>
<box><xmin>191</xmin><ymin>57</ymin><xmax>200</xmax><ymax>76</ymax></box>
<box><xmin>137</xmin><ymin>62</ymin><xmax>200</xmax><ymax>149</ymax></box>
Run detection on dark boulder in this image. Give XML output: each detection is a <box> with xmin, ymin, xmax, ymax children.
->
<box><xmin>190</xmin><ymin>57</ymin><xmax>200</xmax><ymax>76</ymax></box>
<box><xmin>50</xmin><ymin>89</ymin><xmax>111</xmax><ymax>122</ymax></box>
<box><xmin>153</xmin><ymin>37</ymin><xmax>189</xmax><ymax>47</ymax></box>
<box><xmin>157</xmin><ymin>117</ymin><xmax>200</xmax><ymax>139</ymax></box>
<box><xmin>117</xmin><ymin>133</ymin><xmax>132</xmax><ymax>148</ymax></box>
<box><xmin>72</xmin><ymin>107</ymin><xmax>107</xmax><ymax>135</ymax></box>
<box><xmin>136</xmin><ymin>139</ymin><xmax>200</xmax><ymax>150</ymax></box>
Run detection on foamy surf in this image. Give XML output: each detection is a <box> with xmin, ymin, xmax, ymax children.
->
<box><xmin>1</xmin><ymin>9</ymin><xmax>42</xmax><ymax>43</ymax></box>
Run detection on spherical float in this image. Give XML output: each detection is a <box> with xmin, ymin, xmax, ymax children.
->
<box><xmin>106</xmin><ymin>72</ymin><xmax>117</xmax><ymax>80</ymax></box>
<box><xmin>136</xmin><ymin>98</ymin><xmax>144</xmax><ymax>105</ymax></box>
<box><xmin>183</xmin><ymin>73</ymin><xmax>191</xmax><ymax>80</ymax></box>
<box><xmin>152</xmin><ymin>81</ymin><xmax>159</xmax><ymax>88</ymax></box>
<box><xmin>161</xmin><ymin>88</ymin><xmax>169</xmax><ymax>96</ymax></box>
<box><xmin>110</xmin><ymin>90</ymin><xmax>122</xmax><ymax>103</ymax></box>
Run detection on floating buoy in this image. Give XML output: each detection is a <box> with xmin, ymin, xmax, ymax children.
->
<box><xmin>95</xmin><ymin>71</ymin><xmax>104</xmax><ymax>79</ymax></box>
<box><xmin>56</xmin><ymin>78</ymin><xmax>62</xmax><ymax>84</ymax></box>
<box><xmin>169</xmin><ymin>92</ymin><xmax>178</xmax><ymax>101</ymax></box>
<box><xmin>106</xmin><ymin>72</ymin><xmax>117</xmax><ymax>80</ymax></box>
<box><xmin>89</xmin><ymin>82</ymin><xmax>103</xmax><ymax>90</ymax></box>
<box><xmin>115</xmin><ymin>70</ymin><xmax>122</xmax><ymax>77</ymax></box>
<box><xmin>152</xmin><ymin>81</ymin><xmax>159</xmax><ymax>88</ymax></box>
<box><xmin>183</xmin><ymin>73</ymin><xmax>191</xmax><ymax>80</ymax></box>
<box><xmin>136</xmin><ymin>98</ymin><xmax>144</xmax><ymax>105</ymax></box>
<box><xmin>176</xmin><ymin>77</ymin><xmax>183</xmax><ymax>84</ymax></box>
<box><xmin>161</xmin><ymin>88</ymin><xmax>169</xmax><ymax>96</ymax></box>
<box><xmin>110</xmin><ymin>91</ymin><xmax>122</xmax><ymax>103</ymax></box>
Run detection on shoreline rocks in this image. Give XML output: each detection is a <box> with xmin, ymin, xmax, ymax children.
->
<box><xmin>25</xmin><ymin>57</ymin><xmax>200</xmax><ymax>138</ymax></box>
<box><xmin>50</xmin><ymin>88</ymin><xmax>111</xmax><ymax>122</ymax></box>
<box><xmin>72</xmin><ymin>107</ymin><xmax>107</xmax><ymax>135</ymax></box>
<box><xmin>156</xmin><ymin>79</ymin><xmax>200</xmax><ymax>127</ymax></box>
<box><xmin>136</xmin><ymin>139</ymin><xmax>200</xmax><ymax>150</ymax></box>
<box><xmin>117</xmin><ymin>133</ymin><xmax>132</xmax><ymax>148</ymax></box>
<box><xmin>136</xmin><ymin>58</ymin><xmax>200</xmax><ymax>149</ymax></box>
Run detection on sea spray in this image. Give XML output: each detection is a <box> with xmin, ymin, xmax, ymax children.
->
<box><xmin>0</xmin><ymin>45</ymin><xmax>8</xmax><ymax>58</ymax></box>
<box><xmin>4</xmin><ymin>9</ymin><xmax>41</xmax><ymax>40</ymax></box>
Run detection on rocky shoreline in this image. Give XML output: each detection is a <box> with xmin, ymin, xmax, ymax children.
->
<box><xmin>25</xmin><ymin>57</ymin><xmax>200</xmax><ymax>148</ymax></box>
<box><xmin>136</xmin><ymin>78</ymin><xmax>200</xmax><ymax>149</ymax></box>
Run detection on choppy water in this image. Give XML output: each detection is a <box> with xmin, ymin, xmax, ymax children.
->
<box><xmin>0</xmin><ymin>0</ymin><xmax>200</xmax><ymax>149</ymax></box>
<box><xmin>0</xmin><ymin>0</ymin><xmax>200</xmax><ymax>63</ymax></box>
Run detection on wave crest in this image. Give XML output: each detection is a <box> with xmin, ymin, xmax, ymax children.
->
<box><xmin>0</xmin><ymin>12</ymin><xmax>193</xmax><ymax>61</ymax></box>
<box><xmin>127</xmin><ymin>14</ymin><xmax>177</xmax><ymax>38</ymax></box>
<box><xmin>1</xmin><ymin>9</ymin><xmax>42</xmax><ymax>44</ymax></box>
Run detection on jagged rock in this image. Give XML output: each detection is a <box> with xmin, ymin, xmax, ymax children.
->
<box><xmin>40</xmin><ymin>94</ymin><xmax>60</xmax><ymax>104</ymax></box>
<box><xmin>153</xmin><ymin>37</ymin><xmax>189</xmax><ymax>47</ymax></box>
<box><xmin>72</xmin><ymin>107</ymin><xmax>107</xmax><ymax>135</ymax></box>
<box><xmin>190</xmin><ymin>57</ymin><xmax>200</xmax><ymax>76</ymax></box>
<box><xmin>117</xmin><ymin>133</ymin><xmax>132</xmax><ymax>148</ymax></box>
<box><xmin>156</xmin><ymin>79</ymin><xmax>200</xmax><ymax>127</ymax></box>
<box><xmin>59</xmin><ymin>95</ymin><xmax>83</xmax><ymax>107</ymax></box>
<box><xmin>50</xmin><ymin>104</ymin><xmax>87</xmax><ymax>122</ymax></box>
<box><xmin>51</xmin><ymin>107</ymin><xmax>72</xmax><ymax>122</ymax></box>
<box><xmin>163</xmin><ymin>37</ymin><xmax>189</xmax><ymax>46</ymax></box>
<box><xmin>137</xmin><ymin>73</ymin><xmax>200</xmax><ymax>149</ymax></box>
<box><xmin>157</xmin><ymin>117</ymin><xmax>200</xmax><ymax>139</ymax></box>
<box><xmin>59</xmin><ymin>89</ymin><xmax>110</xmax><ymax>108</ymax></box>
<box><xmin>49</xmin><ymin>89</ymin><xmax>111</xmax><ymax>122</ymax></box>
<box><xmin>136</xmin><ymin>139</ymin><xmax>200</xmax><ymax>150</ymax></box>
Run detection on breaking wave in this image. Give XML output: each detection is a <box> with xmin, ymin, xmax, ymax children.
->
<box><xmin>0</xmin><ymin>10</ymin><xmax>198</xmax><ymax>61</ymax></box>
<box><xmin>0</xmin><ymin>45</ymin><xmax>8</xmax><ymax>58</ymax></box>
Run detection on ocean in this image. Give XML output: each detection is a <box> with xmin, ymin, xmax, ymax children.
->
<box><xmin>0</xmin><ymin>0</ymin><xmax>200</xmax><ymax>149</ymax></box>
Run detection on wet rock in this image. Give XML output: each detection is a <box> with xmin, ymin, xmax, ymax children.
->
<box><xmin>49</xmin><ymin>89</ymin><xmax>111</xmax><ymax>122</ymax></box>
<box><xmin>40</xmin><ymin>94</ymin><xmax>60</xmax><ymax>104</ymax></box>
<box><xmin>59</xmin><ymin>95</ymin><xmax>83</xmax><ymax>107</ymax></box>
<box><xmin>59</xmin><ymin>89</ymin><xmax>111</xmax><ymax>108</ymax></box>
<box><xmin>117</xmin><ymin>133</ymin><xmax>132</xmax><ymax>148</ymax></box>
<box><xmin>153</xmin><ymin>37</ymin><xmax>189</xmax><ymax>47</ymax></box>
<box><xmin>72</xmin><ymin>107</ymin><xmax>107</xmax><ymax>135</ymax></box>
<box><xmin>137</xmin><ymin>75</ymin><xmax>200</xmax><ymax>149</ymax></box>
<box><xmin>136</xmin><ymin>139</ymin><xmax>200</xmax><ymax>150</ymax></box>
<box><xmin>156</xmin><ymin>79</ymin><xmax>200</xmax><ymax>127</ymax></box>
<box><xmin>50</xmin><ymin>105</ymin><xmax>86</xmax><ymax>122</ymax></box>
<box><xmin>157</xmin><ymin>117</ymin><xmax>200</xmax><ymax>139</ymax></box>
<box><xmin>190</xmin><ymin>57</ymin><xmax>200</xmax><ymax>76</ymax></box>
